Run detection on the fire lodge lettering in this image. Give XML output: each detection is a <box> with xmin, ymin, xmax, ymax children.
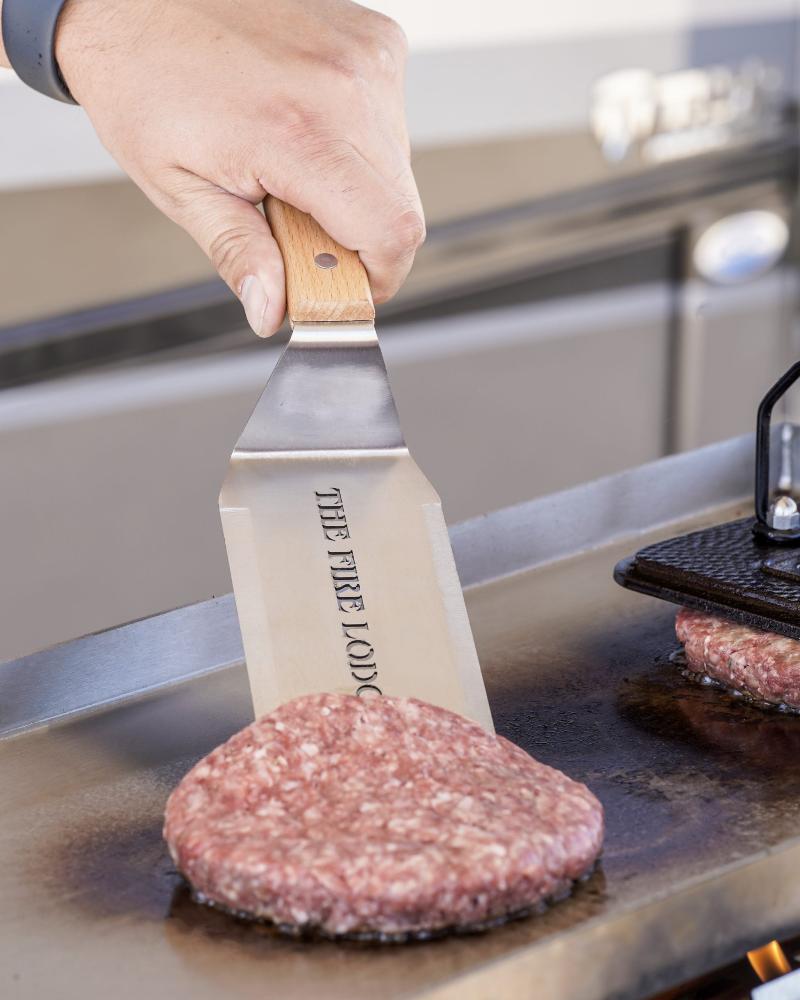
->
<box><xmin>346</xmin><ymin>639</ymin><xmax>373</xmax><ymax>659</ymax></box>
<box><xmin>351</xmin><ymin>667</ymin><xmax>378</xmax><ymax>683</ymax></box>
<box><xmin>316</xmin><ymin>487</ymin><xmax>343</xmax><ymax>507</ymax></box>
<box><xmin>356</xmin><ymin>683</ymin><xmax>382</xmax><ymax>697</ymax></box>
<box><xmin>342</xmin><ymin>622</ymin><xmax>368</xmax><ymax>641</ymax></box>
<box><xmin>316</xmin><ymin>489</ymin><xmax>382</xmax><ymax>696</ymax></box>
<box><xmin>315</xmin><ymin>487</ymin><xmax>351</xmax><ymax>541</ymax></box>
<box><xmin>329</xmin><ymin>551</ymin><xmax>362</xmax><ymax>608</ymax></box>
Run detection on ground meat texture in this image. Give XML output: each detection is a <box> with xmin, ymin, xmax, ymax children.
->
<box><xmin>676</xmin><ymin>608</ymin><xmax>800</xmax><ymax>710</ymax></box>
<box><xmin>164</xmin><ymin>693</ymin><xmax>604</xmax><ymax>939</ymax></box>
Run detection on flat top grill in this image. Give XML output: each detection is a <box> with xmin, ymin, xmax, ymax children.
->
<box><xmin>4</xmin><ymin>435</ymin><xmax>800</xmax><ymax>1000</ymax></box>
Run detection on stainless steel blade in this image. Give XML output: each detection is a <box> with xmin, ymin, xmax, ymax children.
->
<box><xmin>220</xmin><ymin>322</ymin><xmax>493</xmax><ymax>729</ymax></box>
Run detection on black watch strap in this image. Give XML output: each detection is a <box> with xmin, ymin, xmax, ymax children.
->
<box><xmin>2</xmin><ymin>0</ymin><xmax>77</xmax><ymax>104</ymax></box>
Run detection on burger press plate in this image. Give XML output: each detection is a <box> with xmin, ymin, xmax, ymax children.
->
<box><xmin>3</xmin><ymin>433</ymin><xmax>800</xmax><ymax>1000</ymax></box>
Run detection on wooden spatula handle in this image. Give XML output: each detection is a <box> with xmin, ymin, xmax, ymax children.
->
<box><xmin>265</xmin><ymin>197</ymin><xmax>375</xmax><ymax>324</ymax></box>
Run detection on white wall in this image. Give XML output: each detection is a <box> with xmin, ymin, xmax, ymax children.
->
<box><xmin>373</xmin><ymin>0</ymin><xmax>796</xmax><ymax>49</ymax></box>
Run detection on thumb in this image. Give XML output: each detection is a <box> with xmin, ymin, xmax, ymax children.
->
<box><xmin>164</xmin><ymin>179</ymin><xmax>286</xmax><ymax>338</ymax></box>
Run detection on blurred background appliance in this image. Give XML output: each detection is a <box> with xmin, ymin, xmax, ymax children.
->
<box><xmin>0</xmin><ymin>1</ymin><xmax>797</xmax><ymax>664</ymax></box>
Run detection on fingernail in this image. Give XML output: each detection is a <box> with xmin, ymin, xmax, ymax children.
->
<box><xmin>240</xmin><ymin>275</ymin><xmax>268</xmax><ymax>337</ymax></box>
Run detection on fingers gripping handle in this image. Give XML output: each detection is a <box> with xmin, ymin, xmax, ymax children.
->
<box><xmin>265</xmin><ymin>197</ymin><xmax>375</xmax><ymax>325</ymax></box>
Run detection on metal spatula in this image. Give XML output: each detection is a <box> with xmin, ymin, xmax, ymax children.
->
<box><xmin>219</xmin><ymin>198</ymin><xmax>493</xmax><ymax>730</ymax></box>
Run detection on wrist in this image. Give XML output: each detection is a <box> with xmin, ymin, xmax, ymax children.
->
<box><xmin>55</xmin><ymin>0</ymin><xmax>140</xmax><ymax>106</ymax></box>
<box><xmin>52</xmin><ymin>0</ymin><xmax>89</xmax><ymax>99</ymax></box>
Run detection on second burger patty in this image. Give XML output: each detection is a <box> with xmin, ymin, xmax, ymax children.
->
<box><xmin>676</xmin><ymin>607</ymin><xmax>800</xmax><ymax>710</ymax></box>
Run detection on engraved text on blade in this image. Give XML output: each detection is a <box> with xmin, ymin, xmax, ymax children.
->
<box><xmin>316</xmin><ymin>488</ymin><xmax>382</xmax><ymax>697</ymax></box>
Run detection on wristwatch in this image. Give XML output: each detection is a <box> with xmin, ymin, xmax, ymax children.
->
<box><xmin>2</xmin><ymin>0</ymin><xmax>77</xmax><ymax>103</ymax></box>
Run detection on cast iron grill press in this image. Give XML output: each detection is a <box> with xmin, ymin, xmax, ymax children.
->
<box><xmin>615</xmin><ymin>360</ymin><xmax>800</xmax><ymax>637</ymax></box>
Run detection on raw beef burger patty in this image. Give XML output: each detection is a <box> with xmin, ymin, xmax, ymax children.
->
<box><xmin>676</xmin><ymin>607</ymin><xmax>800</xmax><ymax>709</ymax></box>
<box><xmin>164</xmin><ymin>693</ymin><xmax>603</xmax><ymax>939</ymax></box>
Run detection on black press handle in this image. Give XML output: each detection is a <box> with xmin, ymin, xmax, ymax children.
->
<box><xmin>754</xmin><ymin>360</ymin><xmax>800</xmax><ymax>543</ymax></box>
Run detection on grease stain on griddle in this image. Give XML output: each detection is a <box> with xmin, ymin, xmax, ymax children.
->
<box><xmin>33</xmin><ymin>810</ymin><xmax>609</xmax><ymax>957</ymax></box>
<box><xmin>31</xmin><ymin>813</ymin><xmax>180</xmax><ymax>922</ymax></box>
<box><xmin>620</xmin><ymin>656</ymin><xmax>800</xmax><ymax>776</ymax></box>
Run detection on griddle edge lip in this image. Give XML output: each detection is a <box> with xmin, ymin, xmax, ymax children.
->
<box><xmin>421</xmin><ymin>833</ymin><xmax>800</xmax><ymax>1000</ymax></box>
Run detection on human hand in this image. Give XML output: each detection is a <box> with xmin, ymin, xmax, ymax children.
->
<box><xmin>54</xmin><ymin>0</ymin><xmax>425</xmax><ymax>335</ymax></box>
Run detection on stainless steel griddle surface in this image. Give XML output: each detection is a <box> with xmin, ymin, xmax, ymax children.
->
<box><xmin>4</xmin><ymin>441</ymin><xmax>800</xmax><ymax>1000</ymax></box>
